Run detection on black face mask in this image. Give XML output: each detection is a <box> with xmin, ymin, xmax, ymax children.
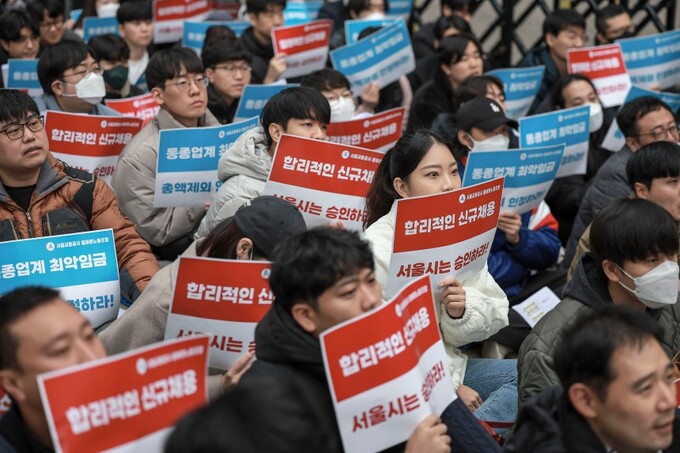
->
<box><xmin>103</xmin><ymin>65</ymin><xmax>129</xmax><ymax>90</ymax></box>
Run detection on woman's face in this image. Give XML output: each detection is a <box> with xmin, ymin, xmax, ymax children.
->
<box><xmin>393</xmin><ymin>142</ymin><xmax>461</xmax><ymax>199</ymax></box>
<box><xmin>562</xmin><ymin>79</ymin><xmax>599</xmax><ymax>108</ymax></box>
<box><xmin>442</xmin><ymin>41</ymin><xmax>483</xmax><ymax>88</ymax></box>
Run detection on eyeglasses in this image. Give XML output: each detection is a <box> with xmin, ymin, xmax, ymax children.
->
<box><xmin>635</xmin><ymin>124</ymin><xmax>680</xmax><ymax>141</ymax></box>
<box><xmin>213</xmin><ymin>64</ymin><xmax>252</xmax><ymax>74</ymax></box>
<box><xmin>165</xmin><ymin>74</ymin><xmax>209</xmax><ymax>91</ymax></box>
<box><xmin>2</xmin><ymin>115</ymin><xmax>45</xmax><ymax>140</ymax></box>
<box><xmin>40</xmin><ymin>19</ymin><xmax>64</xmax><ymax>30</ymax></box>
<box><xmin>62</xmin><ymin>67</ymin><xmax>104</xmax><ymax>81</ymax></box>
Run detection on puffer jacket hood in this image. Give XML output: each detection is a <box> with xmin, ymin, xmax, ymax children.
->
<box><xmin>217</xmin><ymin>126</ymin><xmax>271</xmax><ymax>183</ymax></box>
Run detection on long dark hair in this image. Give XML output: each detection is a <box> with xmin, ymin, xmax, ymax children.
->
<box><xmin>363</xmin><ymin>130</ymin><xmax>456</xmax><ymax>229</ymax></box>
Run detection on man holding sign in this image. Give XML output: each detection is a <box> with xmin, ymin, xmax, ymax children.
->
<box><xmin>0</xmin><ymin>287</ymin><xmax>107</xmax><ymax>451</ymax></box>
<box><xmin>239</xmin><ymin>0</ymin><xmax>287</xmax><ymax>84</ymax></box>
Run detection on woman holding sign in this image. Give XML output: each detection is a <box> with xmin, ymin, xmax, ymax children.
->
<box><xmin>363</xmin><ymin>130</ymin><xmax>517</xmax><ymax>429</ymax></box>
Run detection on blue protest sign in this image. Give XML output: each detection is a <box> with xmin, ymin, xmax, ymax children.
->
<box><xmin>344</xmin><ymin>18</ymin><xmax>398</xmax><ymax>44</ymax></box>
<box><xmin>284</xmin><ymin>1</ymin><xmax>311</xmax><ymax>25</ymax></box>
<box><xmin>617</xmin><ymin>29</ymin><xmax>680</xmax><ymax>90</ymax></box>
<box><xmin>0</xmin><ymin>229</ymin><xmax>120</xmax><ymax>328</ymax></box>
<box><xmin>234</xmin><ymin>84</ymin><xmax>298</xmax><ymax>121</ymax></box>
<box><xmin>462</xmin><ymin>145</ymin><xmax>565</xmax><ymax>214</ymax></box>
<box><xmin>519</xmin><ymin>105</ymin><xmax>590</xmax><ymax>177</ymax></box>
<box><xmin>155</xmin><ymin>117</ymin><xmax>259</xmax><ymax>207</ymax></box>
<box><xmin>182</xmin><ymin>21</ymin><xmax>250</xmax><ymax>54</ymax></box>
<box><xmin>82</xmin><ymin>16</ymin><xmax>119</xmax><ymax>41</ymax></box>
<box><xmin>306</xmin><ymin>0</ymin><xmax>323</xmax><ymax>17</ymax></box>
<box><xmin>387</xmin><ymin>0</ymin><xmax>413</xmax><ymax>19</ymax></box>
<box><xmin>486</xmin><ymin>66</ymin><xmax>545</xmax><ymax>120</ymax></box>
<box><xmin>7</xmin><ymin>59</ymin><xmax>40</xmax><ymax>90</ymax></box>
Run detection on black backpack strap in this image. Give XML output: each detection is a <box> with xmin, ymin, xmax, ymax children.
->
<box><xmin>62</xmin><ymin>165</ymin><xmax>96</xmax><ymax>223</ymax></box>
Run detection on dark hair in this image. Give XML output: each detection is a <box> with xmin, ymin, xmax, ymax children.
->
<box><xmin>617</xmin><ymin>96</ymin><xmax>673</xmax><ymax>138</ymax></box>
<box><xmin>196</xmin><ymin>218</ymin><xmax>266</xmax><ymax>260</ymax></box>
<box><xmin>0</xmin><ymin>90</ymin><xmax>41</xmax><ymax>124</ymax></box>
<box><xmin>74</xmin><ymin>0</ymin><xmax>98</xmax><ymax>29</ymax></box>
<box><xmin>300</xmin><ymin>68</ymin><xmax>350</xmax><ymax>93</ymax></box>
<box><xmin>553</xmin><ymin>304</ymin><xmax>665</xmax><ymax>400</ymax></box>
<box><xmin>269</xmin><ymin>228</ymin><xmax>374</xmax><ymax>312</ymax></box>
<box><xmin>543</xmin><ymin>8</ymin><xmax>585</xmax><ymax>38</ymax></box>
<box><xmin>260</xmin><ymin>87</ymin><xmax>330</xmax><ymax>147</ymax></box>
<box><xmin>37</xmin><ymin>40</ymin><xmax>94</xmax><ymax>95</ymax></box>
<box><xmin>590</xmin><ymin>198</ymin><xmax>679</xmax><ymax>268</ymax></box>
<box><xmin>454</xmin><ymin>74</ymin><xmax>504</xmax><ymax>109</ymax></box>
<box><xmin>364</xmin><ymin>130</ymin><xmax>455</xmax><ymax>228</ymax></box>
<box><xmin>202</xmin><ymin>25</ymin><xmax>237</xmax><ymax>51</ymax></box>
<box><xmin>201</xmin><ymin>42</ymin><xmax>252</xmax><ymax>69</ymax></box>
<box><xmin>438</xmin><ymin>33</ymin><xmax>482</xmax><ymax>66</ymax></box>
<box><xmin>145</xmin><ymin>47</ymin><xmax>204</xmax><ymax>90</ymax></box>
<box><xmin>0</xmin><ymin>286</ymin><xmax>61</xmax><ymax>370</ymax></box>
<box><xmin>440</xmin><ymin>0</ymin><xmax>476</xmax><ymax>15</ymax></box>
<box><xmin>116</xmin><ymin>0</ymin><xmax>152</xmax><ymax>24</ymax></box>
<box><xmin>26</xmin><ymin>0</ymin><xmax>65</xmax><ymax>23</ymax></box>
<box><xmin>626</xmin><ymin>141</ymin><xmax>680</xmax><ymax>190</ymax></box>
<box><xmin>0</xmin><ymin>10</ymin><xmax>40</xmax><ymax>42</ymax></box>
<box><xmin>165</xmin><ymin>375</ymin><xmax>342</xmax><ymax>453</ymax></box>
<box><xmin>433</xmin><ymin>14</ymin><xmax>471</xmax><ymax>41</ymax></box>
<box><xmin>347</xmin><ymin>0</ymin><xmax>389</xmax><ymax>16</ymax></box>
<box><xmin>550</xmin><ymin>73</ymin><xmax>598</xmax><ymax>109</ymax></box>
<box><xmin>596</xmin><ymin>4</ymin><xmax>629</xmax><ymax>35</ymax></box>
<box><xmin>88</xmin><ymin>33</ymin><xmax>129</xmax><ymax>62</ymax></box>
<box><xmin>246</xmin><ymin>0</ymin><xmax>286</xmax><ymax>14</ymax></box>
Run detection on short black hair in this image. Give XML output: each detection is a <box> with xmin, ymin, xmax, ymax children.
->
<box><xmin>269</xmin><ymin>228</ymin><xmax>374</xmax><ymax>312</ymax></box>
<box><xmin>37</xmin><ymin>40</ymin><xmax>95</xmax><ymax>95</ymax></box>
<box><xmin>590</xmin><ymin>198</ymin><xmax>679</xmax><ymax>268</ymax></box>
<box><xmin>543</xmin><ymin>8</ymin><xmax>585</xmax><ymax>38</ymax></box>
<box><xmin>202</xmin><ymin>25</ymin><xmax>237</xmax><ymax>51</ymax></box>
<box><xmin>550</xmin><ymin>73</ymin><xmax>598</xmax><ymax>109</ymax></box>
<box><xmin>0</xmin><ymin>90</ymin><xmax>41</xmax><ymax>125</ymax></box>
<box><xmin>145</xmin><ymin>47</ymin><xmax>204</xmax><ymax>90</ymax></box>
<box><xmin>454</xmin><ymin>74</ymin><xmax>504</xmax><ymax>109</ymax></box>
<box><xmin>165</xmin><ymin>375</ymin><xmax>342</xmax><ymax>453</ymax></box>
<box><xmin>301</xmin><ymin>68</ymin><xmax>350</xmax><ymax>93</ymax></box>
<box><xmin>617</xmin><ymin>96</ymin><xmax>674</xmax><ymax>138</ymax></box>
<box><xmin>246</xmin><ymin>0</ymin><xmax>286</xmax><ymax>14</ymax></box>
<box><xmin>440</xmin><ymin>0</ymin><xmax>477</xmax><ymax>15</ymax></box>
<box><xmin>116</xmin><ymin>0</ymin><xmax>152</xmax><ymax>24</ymax></box>
<box><xmin>438</xmin><ymin>33</ymin><xmax>482</xmax><ymax>66</ymax></box>
<box><xmin>0</xmin><ymin>10</ymin><xmax>40</xmax><ymax>42</ymax></box>
<box><xmin>260</xmin><ymin>87</ymin><xmax>330</xmax><ymax>147</ymax></box>
<box><xmin>596</xmin><ymin>4</ymin><xmax>629</xmax><ymax>35</ymax></box>
<box><xmin>554</xmin><ymin>304</ymin><xmax>665</xmax><ymax>400</ymax></box>
<box><xmin>88</xmin><ymin>33</ymin><xmax>130</xmax><ymax>62</ymax></box>
<box><xmin>347</xmin><ymin>0</ymin><xmax>389</xmax><ymax>16</ymax></box>
<box><xmin>201</xmin><ymin>42</ymin><xmax>252</xmax><ymax>69</ymax></box>
<box><xmin>627</xmin><ymin>141</ymin><xmax>680</xmax><ymax>190</ymax></box>
<box><xmin>434</xmin><ymin>14</ymin><xmax>471</xmax><ymax>41</ymax></box>
<box><xmin>26</xmin><ymin>0</ymin><xmax>65</xmax><ymax>23</ymax></box>
<box><xmin>0</xmin><ymin>286</ymin><xmax>62</xmax><ymax>370</ymax></box>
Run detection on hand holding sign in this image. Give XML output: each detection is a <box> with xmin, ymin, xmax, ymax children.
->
<box><xmin>404</xmin><ymin>414</ymin><xmax>451</xmax><ymax>453</ymax></box>
<box><xmin>438</xmin><ymin>276</ymin><xmax>466</xmax><ymax>319</ymax></box>
<box><xmin>264</xmin><ymin>54</ymin><xmax>288</xmax><ymax>84</ymax></box>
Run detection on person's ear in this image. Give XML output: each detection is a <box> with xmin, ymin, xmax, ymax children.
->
<box><xmin>545</xmin><ymin>32</ymin><xmax>556</xmax><ymax>49</ymax></box>
<box><xmin>204</xmin><ymin>67</ymin><xmax>215</xmax><ymax>83</ymax></box>
<box><xmin>634</xmin><ymin>181</ymin><xmax>650</xmax><ymax>199</ymax></box>
<box><xmin>291</xmin><ymin>303</ymin><xmax>318</xmax><ymax>334</ymax></box>
<box><xmin>568</xmin><ymin>383</ymin><xmax>599</xmax><ymax>420</ymax></box>
<box><xmin>117</xmin><ymin>23</ymin><xmax>126</xmax><ymax>39</ymax></box>
<box><xmin>457</xmin><ymin>129</ymin><xmax>473</xmax><ymax>149</ymax></box>
<box><xmin>440</xmin><ymin>62</ymin><xmax>451</xmax><ymax>77</ymax></box>
<box><xmin>0</xmin><ymin>370</ymin><xmax>26</xmax><ymax>404</ymax></box>
<box><xmin>393</xmin><ymin>176</ymin><xmax>410</xmax><ymax>198</ymax></box>
<box><xmin>236</xmin><ymin>238</ymin><xmax>253</xmax><ymax>260</ymax></box>
<box><xmin>601</xmin><ymin>259</ymin><xmax>621</xmax><ymax>283</ymax></box>
<box><xmin>0</xmin><ymin>40</ymin><xmax>9</xmax><ymax>53</ymax></box>
<box><xmin>51</xmin><ymin>78</ymin><xmax>65</xmax><ymax>97</ymax></box>
<box><xmin>247</xmin><ymin>12</ymin><xmax>257</xmax><ymax>26</ymax></box>
<box><xmin>626</xmin><ymin>136</ymin><xmax>641</xmax><ymax>152</ymax></box>
<box><xmin>268</xmin><ymin>122</ymin><xmax>285</xmax><ymax>143</ymax></box>
<box><xmin>151</xmin><ymin>86</ymin><xmax>164</xmax><ymax>106</ymax></box>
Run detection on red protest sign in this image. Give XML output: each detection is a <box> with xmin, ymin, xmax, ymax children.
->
<box><xmin>321</xmin><ymin>276</ymin><xmax>455</xmax><ymax>453</ymax></box>
<box><xmin>264</xmin><ymin>135</ymin><xmax>382</xmax><ymax>230</ymax></box>
<box><xmin>39</xmin><ymin>336</ymin><xmax>209</xmax><ymax>453</ymax></box>
<box><xmin>272</xmin><ymin>20</ymin><xmax>332</xmax><ymax>78</ymax></box>
<box><xmin>567</xmin><ymin>44</ymin><xmax>631</xmax><ymax>107</ymax></box>
<box><xmin>327</xmin><ymin>107</ymin><xmax>405</xmax><ymax>153</ymax></box>
<box><xmin>154</xmin><ymin>0</ymin><xmax>212</xmax><ymax>43</ymax></box>
<box><xmin>106</xmin><ymin>93</ymin><xmax>159</xmax><ymax>127</ymax></box>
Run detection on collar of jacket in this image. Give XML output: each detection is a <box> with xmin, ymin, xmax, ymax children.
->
<box><xmin>0</xmin><ymin>153</ymin><xmax>69</xmax><ymax>204</ymax></box>
<box><xmin>153</xmin><ymin>107</ymin><xmax>220</xmax><ymax>131</ymax></box>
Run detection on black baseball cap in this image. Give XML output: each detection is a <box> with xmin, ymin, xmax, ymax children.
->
<box><xmin>456</xmin><ymin>97</ymin><xmax>518</xmax><ymax>131</ymax></box>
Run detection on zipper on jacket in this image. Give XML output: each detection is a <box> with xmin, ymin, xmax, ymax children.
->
<box><xmin>24</xmin><ymin>210</ymin><xmax>34</xmax><ymax>237</ymax></box>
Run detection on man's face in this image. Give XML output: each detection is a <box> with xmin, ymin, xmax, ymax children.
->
<box><xmin>204</xmin><ymin>59</ymin><xmax>252</xmax><ymax>102</ymax></box>
<box><xmin>283</xmin><ymin>118</ymin><xmax>328</xmax><ymax>141</ymax></box>
<box><xmin>588</xmin><ymin>337</ymin><xmax>676</xmax><ymax>452</ymax></box>
<box><xmin>1</xmin><ymin>27</ymin><xmax>39</xmax><ymax>59</ymax></box>
<box><xmin>152</xmin><ymin>71</ymin><xmax>208</xmax><ymax>127</ymax></box>
<box><xmin>601</xmin><ymin>13</ymin><xmax>634</xmax><ymax>43</ymax></box>
<box><xmin>38</xmin><ymin>12</ymin><xmax>64</xmax><ymax>46</ymax></box>
<box><xmin>53</xmin><ymin>54</ymin><xmax>102</xmax><ymax>113</ymax></box>
<box><xmin>118</xmin><ymin>20</ymin><xmax>153</xmax><ymax>49</ymax></box>
<box><xmin>298</xmin><ymin>268</ymin><xmax>381</xmax><ymax>336</ymax></box>
<box><xmin>639</xmin><ymin>176</ymin><xmax>680</xmax><ymax>222</ymax></box>
<box><xmin>356</xmin><ymin>0</ymin><xmax>385</xmax><ymax>18</ymax></box>
<box><xmin>0</xmin><ymin>300</ymin><xmax>106</xmax><ymax>412</ymax></box>
<box><xmin>0</xmin><ymin>113</ymin><xmax>49</xmax><ymax>185</ymax></box>
<box><xmin>628</xmin><ymin>108</ymin><xmax>679</xmax><ymax>151</ymax></box>
<box><xmin>546</xmin><ymin>26</ymin><xmax>586</xmax><ymax>61</ymax></box>
<box><xmin>248</xmin><ymin>5</ymin><xmax>285</xmax><ymax>43</ymax></box>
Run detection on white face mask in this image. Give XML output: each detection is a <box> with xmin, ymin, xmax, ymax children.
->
<box><xmin>96</xmin><ymin>2</ymin><xmax>119</xmax><ymax>17</ymax></box>
<box><xmin>329</xmin><ymin>96</ymin><xmax>356</xmax><ymax>123</ymax></box>
<box><xmin>617</xmin><ymin>260</ymin><xmax>680</xmax><ymax>309</ymax></box>
<box><xmin>588</xmin><ymin>102</ymin><xmax>603</xmax><ymax>133</ymax></box>
<box><xmin>63</xmin><ymin>72</ymin><xmax>106</xmax><ymax>105</ymax></box>
<box><xmin>468</xmin><ymin>133</ymin><xmax>510</xmax><ymax>152</ymax></box>
<box><xmin>363</xmin><ymin>11</ymin><xmax>385</xmax><ymax>20</ymax></box>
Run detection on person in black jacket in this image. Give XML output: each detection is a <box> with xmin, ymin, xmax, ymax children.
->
<box><xmin>507</xmin><ymin>304</ymin><xmax>680</xmax><ymax>453</ymax></box>
<box><xmin>202</xmin><ymin>42</ymin><xmax>252</xmax><ymax>124</ymax></box>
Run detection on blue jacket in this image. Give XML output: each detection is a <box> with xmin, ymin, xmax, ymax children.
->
<box><xmin>488</xmin><ymin>202</ymin><xmax>561</xmax><ymax>298</ymax></box>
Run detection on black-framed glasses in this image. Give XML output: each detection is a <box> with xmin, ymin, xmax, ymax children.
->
<box><xmin>165</xmin><ymin>74</ymin><xmax>209</xmax><ymax>91</ymax></box>
<box><xmin>61</xmin><ymin>67</ymin><xmax>104</xmax><ymax>81</ymax></box>
<box><xmin>2</xmin><ymin>115</ymin><xmax>45</xmax><ymax>140</ymax></box>
<box><xmin>635</xmin><ymin>124</ymin><xmax>680</xmax><ymax>141</ymax></box>
<box><xmin>214</xmin><ymin>64</ymin><xmax>252</xmax><ymax>74</ymax></box>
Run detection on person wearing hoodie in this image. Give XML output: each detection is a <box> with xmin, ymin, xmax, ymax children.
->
<box><xmin>507</xmin><ymin>305</ymin><xmax>680</xmax><ymax>453</ymax></box>
<box><xmin>239</xmin><ymin>0</ymin><xmax>287</xmax><ymax>84</ymax></box>
<box><xmin>196</xmin><ymin>86</ymin><xmax>330</xmax><ymax>238</ymax></box>
<box><xmin>518</xmin><ymin>198</ymin><xmax>680</xmax><ymax>405</ymax></box>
